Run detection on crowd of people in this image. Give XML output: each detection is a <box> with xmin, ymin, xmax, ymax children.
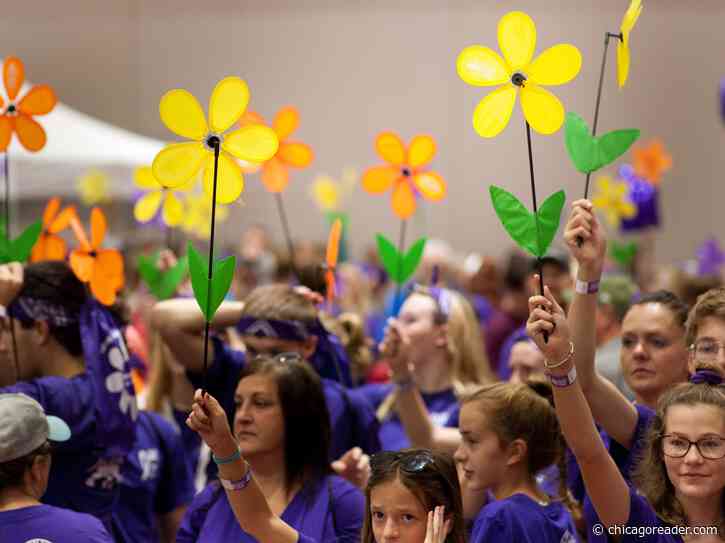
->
<box><xmin>2</xmin><ymin>200</ymin><xmax>725</xmax><ymax>543</ymax></box>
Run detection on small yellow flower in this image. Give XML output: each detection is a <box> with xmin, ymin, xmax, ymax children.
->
<box><xmin>181</xmin><ymin>192</ymin><xmax>229</xmax><ymax>239</ymax></box>
<box><xmin>617</xmin><ymin>0</ymin><xmax>643</xmax><ymax>88</ymax></box>
<box><xmin>77</xmin><ymin>169</ymin><xmax>111</xmax><ymax>206</ymax></box>
<box><xmin>133</xmin><ymin>166</ymin><xmax>194</xmax><ymax>227</ymax></box>
<box><xmin>310</xmin><ymin>167</ymin><xmax>358</xmax><ymax>212</ymax></box>
<box><xmin>592</xmin><ymin>176</ymin><xmax>637</xmax><ymax>228</ymax></box>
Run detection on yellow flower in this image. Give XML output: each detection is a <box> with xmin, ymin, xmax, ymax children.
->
<box><xmin>133</xmin><ymin>166</ymin><xmax>194</xmax><ymax>227</ymax></box>
<box><xmin>152</xmin><ymin>77</ymin><xmax>279</xmax><ymax>204</ymax></box>
<box><xmin>617</xmin><ymin>0</ymin><xmax>643</xmax><ymax>88</ymax></box>
<box><xmin>456</xmin><ymin>11</ymin><xmax>582</xmax><ymax>137</ymax></box>
<box><xmin>181</xmin><ymin>191</ymin><xmax>230</xmax><ymax>239</ymax></box>
<box><xmin>77</xmin><ymin>169</ymin><xmax>111</xmax><ymax>206</ymax></box>
<box><xmin>310</xmin><ymin>167</ymin><xmax>358</xmax><ymax>211</ymax></box>
<box><xmin>592</xmin><ymin>176</ymin><xmax>637</xmax><ymax>228</ymax></box>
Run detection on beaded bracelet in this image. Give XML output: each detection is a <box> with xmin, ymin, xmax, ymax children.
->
<box><xmin>543</xmin><ymin>341</ymin><xmax>574</xmax><ymax>370</ymax></box>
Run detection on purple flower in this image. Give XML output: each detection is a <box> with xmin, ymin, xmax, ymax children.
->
<box><xmin>696</xmin><ymin>237</ymin><xmax>725</xmax><ymax>277</ymax></box>
<box><xmin>619</xmin><ymin>164</ymin><xmax>660</xmax><ymax>232</ymax></box>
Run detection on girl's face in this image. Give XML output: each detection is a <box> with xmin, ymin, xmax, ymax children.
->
<box><xmin>233</xmin><ymin>374</ymin><xmax>285</xmax><ymax>458</ymax></box>
<box><xmin>370</xmin><ymin>477</ymin><xmax>430</xmax><ymax>543</ymax></box>
<box><xmin>664</xmin><ymin>403</ymin><xmax>725</xmax><ymax>501</ymax></box>
<box><xmin>620</xmin><ymin>304</ymin><xmax>688</xmax><ymax>400</ymax></box>
<box><xmin>454</xmin><ymin>402</ymin><xmax>510</xmax><ymax>492</ymax></box>
<box><xmin>397</xmin><ymin>294</ymin><xmax>445</xmax><ymax>364</ymax></box>
<box><xmin>688</xmin><ymin>316</ymin><xmax>725</xmax><ymax>376</ymax></box>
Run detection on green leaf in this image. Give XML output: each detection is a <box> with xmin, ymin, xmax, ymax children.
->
<box><xmin>376</xmin><ymin>234</ymin><xmax>401</xmax><ymax>282</ymax></box>
<box><xmin>489</xmin><ymin>186</ymin><xmax>566</xmax><ymax>258</ymax></box>
<box><xmin>137</xmin><ymin>253</ymin><xmax>189</xmax><ymax>300</ymax></box>
<box><xmin>137</xmin><ymin>254</ymin><xmax>161</xmax><ymax>292</ymax></box>
<box><xmin>564</xmin><ymin>112</ymin><xmax>640</xmax><ymax>174</ymax></box>
<box><xmin>610</xmin><ymin>241</ymin><xmax>638</xmax><ymax>268</ymax></box>
<box><xmin>400</xmin><ymin>237</ymin><xmax>427</xmax><ymax>283</ymax></box>
<box><xmin>187</xmin><ymin>242</ymin><xmax>235</xmax><ymax>321</ymax></box>
<box><xmin>209</xmin><ymin>255</ymin><xmax>235</xmax><ymax>319</ymax></box>
<box><xmin>0</xmin><ymin>221</ymin><xmax>42</xmax><ymax>264</ymax></box>
<box><xmin>188</xmin><ymin>242</ymin><xmax>211</xmax><ymax>321</ymax></box>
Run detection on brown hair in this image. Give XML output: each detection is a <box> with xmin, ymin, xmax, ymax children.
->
<box><xmin>361</xmin><ymin>449</ymin><xmax>467</xmax><ymax>543</ymax></box>
<box><xmin>461</xmin><ymin>381</ymin><xmax>580</xmax><ymax>519</ymax></box>
<box><xmin>241</xmin><ymin>284</ymin><xmax>318</xmax><ymax>324</ymax></box>
<box><xmin>0</xmin><ymin>441</ymin><xmax>52</xmax><ymax>491</ymax></box>
<box><xmin>324</xmin><ymin>312</ymin><xmax>372</xmax><ymax>384</ymax></box>
<box><xmin>685</xmin><ymin>287</ymin><xmax>725</xmax><ymax>347</ymax></box>
<box><xmin>633</xmin><ymin>382</ymin><xmax>725</xmax><ymax>535</ymax></box>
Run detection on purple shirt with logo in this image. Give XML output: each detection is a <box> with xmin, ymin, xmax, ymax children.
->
<box><xmin>0</xmin><ymin>504</ymin><xmax>113</xmax><ymax>543</ymax></box>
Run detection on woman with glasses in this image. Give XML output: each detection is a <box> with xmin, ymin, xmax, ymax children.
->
<box><xmin>528</xmin><ymin>287</ymin><xmax>725</xmax><ymax>541</ymax></box>
<box><xmin>359</xmin><ymin>286</ymin><xmax>493</xmax><ymax>451</ymax></box>
<box><xmin>362</xmin><ymin>449</ymin><xmax>467</xmax><ymax>543</ymax></box>
<box><xmin>180</xmin><ymin>353</ymin><xmax>365</xmax><ymax>542</ymax></box>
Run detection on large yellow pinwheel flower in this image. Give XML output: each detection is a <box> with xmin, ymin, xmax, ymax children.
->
<box><xmin>152</xmin><ymin>77</ymin><xmax>279</xmax><ymax>205</ymax></box>
<box><xmin>457</xmin><ymin>11</ymin><xmax>582</xmax><ymax>138</ymax></box>
<box><xmin>617</xmin><ymin>0</ymin><xmax>642</xmax><ymax>88</ymax></box>
<box><xmin>592</xmin><ymin>175</ymin><xmax>636</xmax><ymax>229</ymax></box>
<box><xmin>133</xmin><ymin>166</ymin><xmax>194</xmax><ymax>227</ymax></box>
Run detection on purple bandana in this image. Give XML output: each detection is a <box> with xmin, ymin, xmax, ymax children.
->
<box><xmin>236</xmin><ymin>317</ymin><xmax>309</xmax><ymax>342</ymax></box>
<box><xmin>8</xmin><ymin>297</ymin><xmax>79</xmax><ymax>327</ymax></box>
<box><xmin>690</xmin><ymin>369</ymin><xmax>723</xmax><ymax>386</ymax></box>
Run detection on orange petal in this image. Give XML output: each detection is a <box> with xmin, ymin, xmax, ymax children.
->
<box><xmin>69</xmin><ymin>216</ymin><xmax>91</xmax><ymax>252</ymax></box>
<box><xmin>18</xmin><ymin>85</ymin><xmax>57</xmax><ymax>116</ymax></box>
<box><xmin>362</xmin><ymin>165</ymin><xmax>398</xmax><ymax>194</ymax></box>
<box><xmin>15</xmin><ymin>113</ymin><xmax>46</xmax><ymax>152</ymax></box>
<box><xmin>96</xmin><ymin>249</ymin><xmax>125</xmax><ymax>285</ymax></box>
<box><xmin>0</xmin><ymin>116</ymin><xmax>12</xmax><ymax>152</ymax></box>
<box><xmin>42</xmin><ymin>197</ymin><xmax>61</xmax><ymax>227</ymax></box>
<box><xmin>49</xmin><ymin>206</ymin><xmax>77</xmax><ymax>234</ymax></box>
<box><xmin>31</xmin><ymin>234</ymin><xmax>67</xmax><ymax>263</ymax></box>
<box><xmin>407</xmin><ymin>135</ymin><xmax>437</xmax><ymax>169</ymax></box>
<box><xmin>90</xmin><ymin>207</ymin><xmax>107</xmax><ymax>249</ymax></box>
<box><xmin>326</xmin><ymin>218</ymin><xmax>342</xmax><ymax>267</ymax></box>
<box><xmin>392</xmin><ymin>181</ymin><xmax>416</xmax><ymax>219</ymax></box>
<box><xmin>238</xmin><ymin>111</ymin><xmax>266</xmax><ymax>128</ymax></box>
<box><xmin>3</xmin><ymin>57</ymin><xmax>24</xmax><ymax>102</ymax></box>
<box><xmin>273</xmin><ymin>106</ymin><xmax>300</xmax><ymax>141</ymax></box>
<box><xmin>277</xmin><ymin>142</ymin><xmax>313</xmax><ymax>168</ymax></box>
<box><xmin>412</xmin><ymin>171</ymin><xmax>447</xmax><ymax>201</ymax></box>
<box><xmin>326</xmin><ymin>270</ymin><xmax>336</xmax><ymax>305</ymax></box>
<box><xmin>261</xmin><ymin>157</ymin><xmax>289</xmax><ymax>193</ymax></box>
<box><xmin>69</xmin><ymin>250</ymin><xmax>94</xmax><ymax>282</ymax></box>
<box><xmin>375</xmin><ymin>132</ymin><xmax>406</xmax><ymax>165</ymax></box>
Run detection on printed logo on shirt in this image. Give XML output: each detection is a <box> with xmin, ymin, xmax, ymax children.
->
<box><xmin>23</xmin><ymin>539</ymin><xmax>52</xmax><ymax>543</ymax></box>
<box><xmin>86</xmin><ymin>457</ymin><xmax>123</xmax><ymax>490</ymax></box>
<box><xmin>102</xmin><ymin>329</ymin><xmax>138</xmax><ymax>421</ymax></box>
<box><xmin>560</xmin><ymin>531</ymin><xmax>576</xmax><ymax>543</ymax></box>
<box><xmin>139</xmin><ymin>448</ymin><xmax>160</xmax><ymax>481</ymax></box>
<box><xmin>430</xmin><ymin>411</ymin><xmax>451</xmax><ymax>427</ymax></box>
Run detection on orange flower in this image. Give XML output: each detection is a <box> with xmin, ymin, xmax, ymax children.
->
<box><xmin>240</xmin><ymin>107</ymin><xmax>313</xmax><ymax>192</ymax></box>
<box><xmin>31</xmin><ymin>197</ymin><xmax>77</xmax><ymax>262</ymax></box>
<box><xmin>0</xmin><ymin>57</ymin><xmax>57</xmax><ymax>152</ymax></box>
<box><xmin>633</xmin><ymin>140</ymin><xmax>672</xmax><ymax>185</ymax></box>
<box><xmin>69</xmin><ymin>208</ymin><xmax>124</xmax><ymax>305</ymax></box>
<box><xmin>362</xmin><ymin>132</ymin><xmax>447</xmax><ymax>219</ymax></box>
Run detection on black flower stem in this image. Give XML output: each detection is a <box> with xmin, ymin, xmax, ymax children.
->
<box><xmin>275</xmin><ymin>192</ymin><xmax>300</xmax><ymax>284</ymax></box>
<box><xmin>3</xmin><ymin>153</ymin><xmax>9</xmax><ymax>238</ymax></box>
<box><xmin>525</xmin><ymin>121</ymin><xmax>548</xmax><ymax>343</ymax></box>
<box><xmin>201</xmin><ymin>140</ymin><xmax>221</xmax><ymax>395</ymax></box>
<box><xmin>165</xmin><ymin>225</ymin><xmax>173</xmax><ymax>253</ymax></box>
<box><xmin>394</xmin><ymin>219</ymin><xmax>407</xmax><ymax>315</ymax></box>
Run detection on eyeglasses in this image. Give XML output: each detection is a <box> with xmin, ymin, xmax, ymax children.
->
<box><xmin>251</xmin><ymin>351</ymin><xmax>303</xmax><ymax>364</ymax></box>
<box><xmin>689</xmin><ymin>340</ymin><xmax>725</xmax><ymax>364</ymax></box>
<box><xmin>370</xmin><ymin>450</ymin><xmax>436</xmax><ymax>473</ymax></box>
<box><xmin>661</xmin><ymin>434</ymin><xmax>725</xmax><ymax>460</ymax></box>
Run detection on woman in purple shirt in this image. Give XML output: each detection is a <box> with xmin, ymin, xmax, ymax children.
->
<box><xmin>181</xmin><ymin>353</ymin><xmax>365</xmax><ymax>542</ymax></box>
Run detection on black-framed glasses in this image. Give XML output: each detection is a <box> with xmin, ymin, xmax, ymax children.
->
<box><xmin>661</xmin><ymin>434</ymin><xmax>725</xmax><ymax>460</ymax></box>
<box><xmin>370</xmin><ymin>450</ymin><xmax>436</xmax><ymax>473</ymax></box>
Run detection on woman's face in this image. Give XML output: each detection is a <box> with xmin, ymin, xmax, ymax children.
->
<box><xmin>233</xmin><ymin>374</ymin><xmax>285</xmax><ymax>458</ymax></box>
<box><xmin>397</xmin><ymin>294</ymin><xmax>445</xmax><ymax>364</ymax></box>
<box><xmin>454</xmin><ymin>402</ymin><xmax>509</xmax><ymax>493</ymax></box>
<box><xmin>508</xmin><ymin>341</ymin><xmax>545</xmax><ymax>384</ymax></box>
<box><xmin>688</xmin><ymin>316</ymin><xmax>725</xmax><ymax>376</ymax></box>
<box><xmin>370</xmin><ymin>477</ymin><xmax>430</xmax><ymax>543</ymax></box>
<box><xmin>664</xmin><ymin>403</ymin><xmax>725</xmax><ymax>502</ymax></box>
<box><xmin>620</xmin><ymin>304</ymin><xmax>688</xmax><ymax>401</ymax></box>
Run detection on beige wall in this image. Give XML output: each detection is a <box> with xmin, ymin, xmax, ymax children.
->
<box><xmin>1</xmin><ymin>0</ymin><xmax>724</xmax><ymax>265</ymax></box>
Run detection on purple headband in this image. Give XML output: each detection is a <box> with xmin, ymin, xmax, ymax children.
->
<box><xmin>690</xmin><ymin>369</ymin><xmax>724</xmax><ymax>386</ymax></box>
<box><xmin>411</xmin><ymin>284</ymin><xmax>454</xmax><ymax>321</ymax></box>
<box><xmin>8</xmin><ymin>297</ymin><xmax>79</xmax><ymax>327</ymax></box>
<box><xmin>236</xmin><ymin>317</ymin><xmax>309</xmax><ymax>342</ymax></box>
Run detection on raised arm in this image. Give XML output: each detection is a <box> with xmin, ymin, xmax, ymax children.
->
<box><xmin>527</xmin><ymin>286</ymin><xmax>630</xmax><ymax>528</ymax></box>
<box><xmin>563</xmin><ymin>200</ymin><xmax>638</xmax><ymax>448</ymax></box>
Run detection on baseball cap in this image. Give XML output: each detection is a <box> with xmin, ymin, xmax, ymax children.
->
<box><xmin>0</xmin><ymin>393</ymin><xmax>71</xmax><ymax>463</ymax></box>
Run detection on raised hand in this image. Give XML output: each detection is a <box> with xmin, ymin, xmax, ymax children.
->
<box><xmin>526</xmin><ymin>284</ymin><xmax>572</xmax><ymax>367</ymax></box>
<box><xmin>0</xmin><ymin>263</ymin><xmax>23</xmax><ymax>307</ymax></box>
<box><xmin>186</xmin><ymin>389</ymin><xmax>237</xmax><ymax>457</ymax></box>
<box><xmin>424</xmin><ymin>506</ymin><xmax>451</xmax><ymax>543</ymax></box>
<box><xmin>564</xmin><ymin>199</ymin><xmax>607</xmax><ymax>276</ymax></box>
<box><xmin>379</xmin><ymin>318</ymin><xmax>414</xmax><ymax>383</ymax></box>
<box><xmin>331</xmin><ymin>447</ymin><xmax>371</xmax><ymax>490</ymax></box>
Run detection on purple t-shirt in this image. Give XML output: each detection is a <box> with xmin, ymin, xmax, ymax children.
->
<box><xmin>114</xmin><ymin>410</ymin><xmax>195</xmax><ymax>542</ymax></box>
<box><xmin>358</xmin><ymin>383</ymin><xmax>459</xmax><ymax>451</ymax></box>
<box><xmin>0</xmin><ymin>504</ymin><xmax>113</xmax><ymax>543</ymax></box>
<box><xmin>0</xmin><ymin>374</ymin><xmax>123</xmax><ymax>520</ymax></box>
<box><xmin>470</xmin><ymin>493</ymin><xmax>579</xmax><ymax>543</ymax></box>
<box><xmin>615</xmin><ymin>485</ymin><xmax>683</xmax><ymax>542</ymax></box>
<box><xmin>177</xmin><ymin>475</ymin><xmax>364</xmax><ymax>543</ymax></box>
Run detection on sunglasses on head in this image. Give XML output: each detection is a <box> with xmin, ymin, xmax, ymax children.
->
<box><xmin>250</xmin><ymin>351</ymin><xmax>303</xmax><ymax>364</ymax></box>
<box><xmin>370</xmin><ymin>450</ymin><xmax>436</xmax><ymax>473</ymax></box>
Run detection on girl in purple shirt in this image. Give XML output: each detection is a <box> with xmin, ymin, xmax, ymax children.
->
<box><xmin>181</xmin><ymin>353</ymin><xmax>365</xmax><ymax>542</ymax></box>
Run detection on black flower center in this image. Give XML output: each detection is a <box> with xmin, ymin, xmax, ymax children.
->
<box><xmin>401</xmin><ymin>168</ymin><xmax>411</xmax><ymax>177</ymax></box>
<box><xmin>90</xmin><ymin>250</ymin><xmax>97</xmax><ymax>258</ymax></box>
<box><xmin>6</xmin><ymin>104</ymin><xmax>16</xmax><ymax>114</ymax></box>
<box><xmin>206</xmin><ymin>135</ymin><xmax>221</xmax><ymax>149</ymax></box>
<box><xmin>511</xmin><ymin>72</ymin><xmax>527</xmax><ymax>87</ymax></box>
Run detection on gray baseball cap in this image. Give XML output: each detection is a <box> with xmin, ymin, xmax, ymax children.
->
<box><xmin>0</xmin><ymin>393</ymin><xmax>71</xmax><ymax>463</ymax></box>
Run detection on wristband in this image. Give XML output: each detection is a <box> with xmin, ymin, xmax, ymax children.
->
<box><xmin>543</xmin><ymin>342</ymin><xmax>574</xmax><ymax>370</ymax></box>
<box><xmin>575</xmin><ymin>279</ymin><xmax>600</xmax><ymax>295</ymax></box>
<box><xmin>212</xmin><ymin>448</ymin><xmax>241</xmax><ymax>465</ymax></box>
<box><xmin>548</xmin><ymin>366</ymin><xmax>577</xmax><ymax>388</ymax></box>
<box><xmin>0</xmin><ymin>305</ymin><xmax>6</xmax><ymax>318</ymax></box>
<box><xmin>220</xmin><ymin>461</ymin><xmax>252</xmax><ymax>491</ymax></box>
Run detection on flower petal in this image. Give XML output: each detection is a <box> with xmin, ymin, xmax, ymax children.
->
<box><xmin>261</xmin><ymin>157</ymin><xmax>289</xmax><ymax>193</ymax></box>
<box><xmin>90</xmin><ymin>207</ymin><xmax>107</xmax><ymax>249</ymax></box>
<box><xmin>0</xmin><ymin>116</ymin><xmax>12</xmax><ymax>152</ymax></box>
<box><xmin>375</xmin><ymin>132</ymin><xmax>406</xmax><ymax>165</ymax></box>
<box><xmin>203</xmin><ymin>152</ymin><xmax>243</xmax><ymax>204</ymax></box>
<box><xmin>15</xmin><ymin>113</ymin><xmax>46</xmax><ymax>152</ymax></box>
<box><xmin>273</xmin><ymin>106</ymin><xmax>300</xmax><ymax>141</ymax></box>
<box><xmin>18</xmin><ymin>85</ymin><xmax>57</xmax><ymax>115</ymax></box>
<box><xmin>392</xmin><ymin>181</ymin><xmax>416</xmax><ymax>220</ymax></box>
<box><xmin>312</xmin><ymin>176</ymin><xmax>339</xmax><ymax>210</ymax></box>
<box><xmin>498</xmin><ymin>11</ymin><xmax>537</xmax><ymax>71</ymax></box>
<box><xmin>472</xmin><ymin>85</ymin><xmax>517</xmax><ymax>138</ymax></box>
<box><xmin>152</xmin><ymin>142</ymin><xmax>207</xmax><ymax>188</ymax></box>
<box><xmin>222</xmin><ymin>125</ymin><xmax>279</xmax><ymax>163</ymax></box>
<box><xmin>134</xmin><ymin>191</ymin><xmax>163</xmax><ymax>223</ymax></box>
<box><xmin>159</xmin><ymin>89</ymin><xmax>207</xmax><ymax>141</ymax></box>
<box><xmin>69</xmin><ymin>251</ymin><xmax>94</xmax><ymax>283</ymax></box>
<box><xmin>91</xmin><ymin>250</ymin><xmax>124</xmax><ymax>306</ymax></box>
<box><xmin>3</xmin><ymin>57</ymin><xmax>24</xmax><ymax>102</ymax></box>
<box><xmin>48</xmin><ymin>206</ymin><xmax>77</xmax><ymax>234</ymax></box>
<box><xmin>42</xmin><ymin>197</ymin><xmax>61</xmax><ymax>227</ymax></box>
<box><xmin>528</xmin><ymin>44</ymin><xmax>582</xmax><ymax>86</ymax></box>
<box><xmin>412</xmin><ymin>171</ymin><xmax>447</xmax><ymax>201</ymax></box>
<box><xmin>617</xmin><ymin>41</ymin><xmax>630</xmax><ymax>88</ymax></box>
<box><xmin>408</xmin><ymin>135</ymin><xmax>437</xmax><ymax>169</ymax></box>
<box><xmin>362</xmin><ymin>165</ymin><xmax>398</xmax><ymax>194</ymax></box>
<box><xmin>456</xmin><ymin>46</ymin><xmax>510</xmax><ymax>86</ymax></box>
<box><xmin>134</xmin><ymin>166</ymin><xmax>162</xmax><ymax>190</ymax></box>
<box><xmin>621</xmin><ymin>0</ymin><xmax>642</xmax><ymax>35</ymax></box>
<box><xmin>238</xmin><ymin>111</ymin><xmax>266</xmax><ymax>128</ymax></box>
<box><xmin>31</xmin><ymin>234</ymin><xmax>67</xmax><ymax>263</ymax></box>
<box><xmin>278</xmin><ymin>142</ymin><xmax>313</xmax><ymax>168</ymax></box>
<box><xmin>162</xmin><ymin>192</ymin><xmax>184</xmax><ymax>226</ymax></box>
<box><xmin>208</xmin><ymin>77</ymin><xmax>249</xmax><ymax>134</ymax></box>
<box><xmin>520</xmin><ymin>84</ymin><xmax>564</xmax><ymax>135</ymax></box>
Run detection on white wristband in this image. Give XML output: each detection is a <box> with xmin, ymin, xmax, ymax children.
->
<box><xmin>575</xmin><ymin>279</ymin><xmax>600</xmax><ymax>295</ymax></box>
